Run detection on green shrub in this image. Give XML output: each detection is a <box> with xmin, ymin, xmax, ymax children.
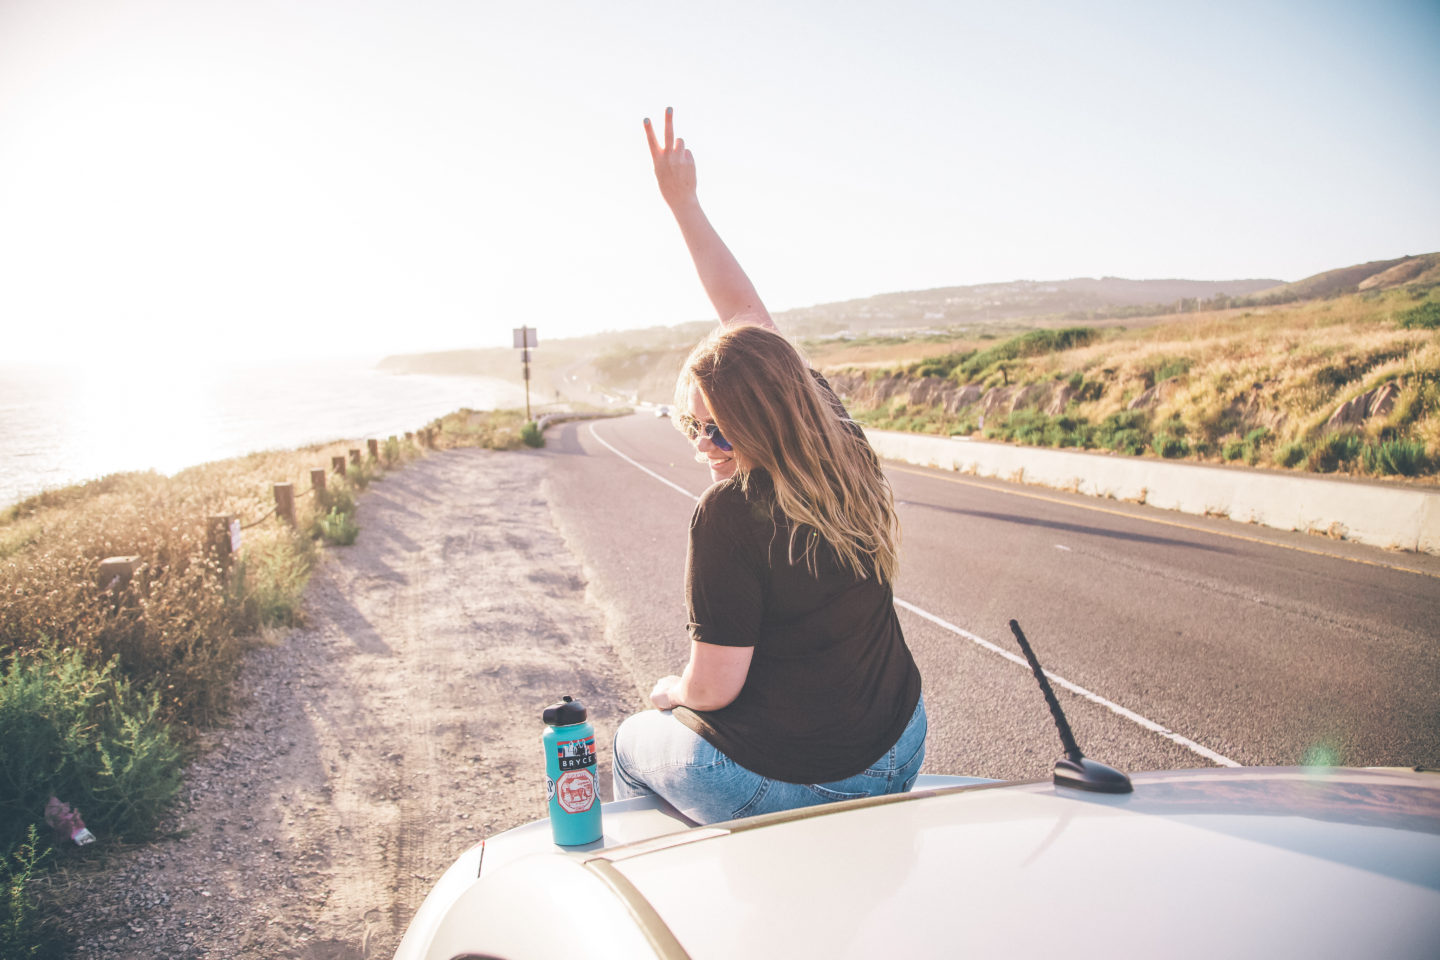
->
<box><xmin>317</xmin><ymin>483</ymin><xmax>356</xmax><ymax>518</ymax></box>
<box><xmin>1240</xmin><ymin>428</ymin><xmax>1270</xmax><ymax>465</ymax></box>
<box><xmin>1148</xmin><ymin>356</ymin><xmax>1194</xmax><ymax>384</ymax></box>
<box><xmin>1362</xmin><ymin>439</ymin><xmax>1428</xmax><ymax>476</ymax></box>
<box><xmin>383</xmin><ymin>436</ymin><xmax>402</xmax><ymax>465</ymax></box>
<box><xmin>1152</xmin><ymin>433</ymin><xmax>1191</xmax><ymax>458</ymax></box>
<box><xmin>1094</xmin><ymin>411</ymin><xmax>1151</xmax><ymax>455</ymax></box>
<box><xmin>234</xmin><ymin>536</ymin><xmax>313</xmax><ymax>629</ymax></box>
<box><xmin>1222</xmin><ymin>439</ymin><xmax>1246</xmax><ymax>461</ymax></box>
<box><xmin>2</xmin><ymin>825</ymin><xmax>62</xmax><ymax>959</ymax></box>
<box><xmin>521</xmin><ymin>421</ymin><xmax>545</xmax><ymax>448</ymax></box>
<box><xmin>345</xmin><ymin>462</ymin><xmax>373</xmax><ymax>489</ymax></box>
<box><xmin>1055</xmin><ymin>415</ymin><xmax>1094</xmax><ymax>448</ymax></box>
<box><xmin>0</xmin><ymin>646</ymin><xmax>183</xmax><ymax>853</ymax></box>
<box><xmin>1275</xmin><ymin>442</ymin><xmax>1307</xmax><ymax>468</ymax></box>
<box><xmin>949</xmin><ymin>327</ymin><xmax>1099</xmax><ymax>384</ymax></box>
<box><xmin>316</xmin><ymin>507</ymin><xmax>360</xmax><ymax>546</ymax></box>
<box><xmin>1396</xmin><ymin>301</ymin><xmax>1440</xmax><ymax>330</ymax></box>
<box><xmin>1305</xmin><ymin>433</ymin><xmax>1363</xmax><ymax>473</ymax></box>
<box><xmin>947</xmin><ymin>419</ymin><xmax>978</xmax><ymax>436</ymax></box>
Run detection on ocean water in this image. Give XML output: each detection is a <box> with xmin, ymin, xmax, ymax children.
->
<box><xmin>0</xmin><ymin>359</ymin><xmax>530</xmax><ymax>509</ymax></box>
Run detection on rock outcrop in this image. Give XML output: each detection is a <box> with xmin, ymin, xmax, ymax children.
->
<box><xmin>1325</xmin><ymin>380</ymin><xmax>1401</xmax><ymax>433</ymax></box>
<box><xmin>826</xmin><ymin>372</ymin><xmax>1073</xmax><ymax>421</ymax></box>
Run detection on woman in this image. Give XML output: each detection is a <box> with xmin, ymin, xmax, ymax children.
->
<box><xmin>612</xmin><ymin>108</ymin><xmax>924</xmax><ymax>826</ymax></box>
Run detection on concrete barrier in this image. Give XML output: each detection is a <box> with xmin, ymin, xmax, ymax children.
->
<box><xmin>864</xmin><ymin>429</ymin><xmax>1440</xmax><ymax>556</ymax></box>
<box><xmin>534</xmin><ymin>410</ymin><xmax>630</xmax><ymax>432</ymax></box>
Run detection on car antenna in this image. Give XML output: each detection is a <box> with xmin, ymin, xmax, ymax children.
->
<box><xmin>1009</xmin><ymin>619</ymin><xmax>1132</xmax><ymax>794</ymax></box>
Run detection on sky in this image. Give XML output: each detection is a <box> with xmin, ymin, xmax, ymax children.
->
<box><xmin>1</xmin><ymin>0</ymin><xmax>1437</xmax><ymax>367</ymax></box>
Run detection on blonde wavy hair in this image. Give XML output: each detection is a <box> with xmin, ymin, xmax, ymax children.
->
<box><xmin>675</xmin><ymin>325</ymin><xmax>900</xmax><ymax>586</ymax></box>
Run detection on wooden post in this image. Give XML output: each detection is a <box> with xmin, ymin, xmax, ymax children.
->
<box><xmin>207</xmin><ymin>515</ymin><xmax>235</xmax><ymax>571</ymax></box>
<box><xmin>273</xmin><ymin>482</ymin><xmax>296</xmax><ymax>526</ymax></box>
<box><xmin>310</xmin><ymin>468</ymin><xmax>327</xmax><ymax>496</ymax></box>
<box><xmin>332</xmin><ymin>455</ymin><xmax>347</xmax><ymax>476</ymax></box>
<box><xmin>349</xmin><ymin>448</ymin><xmax>362</xmax><ymax>466</ymax></box>
<box><xmin>367</xmin><ymin>438</ymin><xmax>380</xmax><ymax>460</ymax></box>
<box><xmin>98</xmin><ymin>556</ymin><xmax>141</xmax><ymax>591</ymax></box>
<box><xmin>405</xmin><ymin>431</ymin><xmax>414</xmax><ymax>443</ymax></box>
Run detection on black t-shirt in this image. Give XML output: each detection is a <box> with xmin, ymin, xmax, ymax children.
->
<box><xmin>674</xmin><ymin>407</ymin><xmax>922</xmax><ymax>784</ymax></box>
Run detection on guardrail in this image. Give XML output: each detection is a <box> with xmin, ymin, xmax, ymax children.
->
<box><xmin>864</xmin><ymin>429</ymin><xmax>1440</xmax><ymax>555</ymax></box>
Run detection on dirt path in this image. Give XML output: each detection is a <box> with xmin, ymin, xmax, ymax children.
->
<box><xmin>56</xmin><ymin>447</ymin><xmax>638</xmax><ymax>959</ymax></box>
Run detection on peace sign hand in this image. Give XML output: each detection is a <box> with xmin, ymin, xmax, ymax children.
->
<box><xmin>644</xmin><ymin>106</ymin><xmax>698</xmax><ymax>211</ymax></box>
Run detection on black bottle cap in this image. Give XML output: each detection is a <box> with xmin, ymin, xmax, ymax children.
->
<box><xmin>543</xmin><ymin>695</ymin><xmax>588</xmax><ymax>726</ymax></box>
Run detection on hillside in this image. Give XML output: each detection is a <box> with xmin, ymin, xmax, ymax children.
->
<box><xmin>1248</xmin><ymin>253</ymin><xmax>1440</xmax><ymax>303</ymax></box>
<box><xmin>765</xmin><ymin>276</ymin><xmax>1282</xmax><ymax>338</ymax></box>
<box><xmin>377</xmin><ymin>273</ymin><xmax>1287</xmax><ymax>387</ymax></box>
<box><xmin>825</xmin><ymin>276</ymin><xmax>1438</xmax><ymax>481</ymax></box>
<box><xmin>377</xmin><ymin>254</ymin><xmax>1439</xmax><ymax>480</ymax></box>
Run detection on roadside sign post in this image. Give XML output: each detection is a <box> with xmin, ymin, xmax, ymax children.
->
<box><xmin>513</xmin><ymin>326</ymin><xmax>538</xmax><ymax>420</ymax></box>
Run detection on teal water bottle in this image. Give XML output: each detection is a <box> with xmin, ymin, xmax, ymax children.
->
<box><xmin>542</xmin><ymin>696</ymin><xmax>603</xmax><ymax>846</ymax></box>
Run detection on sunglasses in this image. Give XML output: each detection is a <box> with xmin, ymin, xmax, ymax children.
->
<box><xmin>678</xmin><ymin>414</ymin><xmax>733</xmax><ymax>452</ymax></box>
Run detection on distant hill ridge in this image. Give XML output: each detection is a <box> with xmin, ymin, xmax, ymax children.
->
<box><xmin>378</xmin><ymin>252</ymin><xmax>1439</xmax><ymax>373</ymax></box>
<box><xmin>770</xmin><ymin>276</ymin><xmax>1284</xmax><ymax>337</ymax></box>
<box><xmin>1253</xmin><ymin>253</ymin><xmax>1440</xmax><ymax>302</ymax></box>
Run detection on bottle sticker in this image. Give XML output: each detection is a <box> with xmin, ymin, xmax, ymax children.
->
<box><xmin>545</xmin><ymin>777</ymin><xmax>555</xmax><ymax>803</ymax></box>
<box><xmin>556</xmin><ymin>769</ymin><xmax>595</xmax><ymax>814</ymax></box>
<box><xmin>556</xmin><ymin>736</ymin><xmax>596</xmax><ymax>771</ymax></box>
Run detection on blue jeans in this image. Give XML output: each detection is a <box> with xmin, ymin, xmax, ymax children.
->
<box><xmin>612</xmin><ymin>696</ymin><xmax>926</xmax><ymax>826</ymax></box>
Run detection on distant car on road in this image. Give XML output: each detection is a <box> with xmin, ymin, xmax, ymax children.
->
<box><xmin>654</xmin><ymin>404</ymin><xmax>673</xmax><ymax>418</ymax></box>
<box><xmin>393</xmin><ymin>765</ymin><xmax>1440</xmax><ymax>959</ymax></box>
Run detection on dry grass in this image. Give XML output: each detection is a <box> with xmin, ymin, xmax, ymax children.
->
<box><xmin>827</xmin><ymin>286</ymin><xmax>1440</xmax><ymax>478</ymax></box>
<box><xmin>1</xmin><ymin>440</ymin><xmax>378</xmax><ymax>728</ymax></box>
<box><xmin>426</xmin><ymin>407</ymin><xmax>531</xmax><ymax>451</ymax></box>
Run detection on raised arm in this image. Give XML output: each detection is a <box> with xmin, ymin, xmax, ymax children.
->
<box><xmin>645</xmin><ymin>107</ymin><xmax>777</xmax><ymax>332</ymax></box>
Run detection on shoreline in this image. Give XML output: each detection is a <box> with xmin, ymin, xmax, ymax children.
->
<box><xmin>0</xmin><ymin>365</ymin><xmax>536</xmax><ymax>512</ymax></box>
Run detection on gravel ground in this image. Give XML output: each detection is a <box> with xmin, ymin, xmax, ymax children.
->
<box><xmin>44</xmin><ymin>447</ymin><xmax>637</xmax><ymax>959</ymax></box>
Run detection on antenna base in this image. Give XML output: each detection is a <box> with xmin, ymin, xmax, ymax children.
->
<box><xmin>1054</xmin><ymin>756</ymin><xmax>1133</xmax><ymax>794</ymax></box>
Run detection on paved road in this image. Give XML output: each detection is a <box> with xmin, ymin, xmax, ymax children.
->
<box><xmin>541</xmin><ymin>412</ymin><xmax>1440</xmax><ymax>781</ymax></box>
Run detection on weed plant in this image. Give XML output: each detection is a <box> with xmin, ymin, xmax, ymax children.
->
<box><xmin>1276</xmin><ymin>443</ymin><xmax>1307</xmax><ymax>468</ymax></box>
<box><xmin>521</xmin><ymin>420</ymin><xmax>545</xmax><ymax>448</ymax></box>
<box><xmin>0</xmin><ymin>645</ymin><xmax>182</xmax><ymax>851</ymax></box>
<box><xmin>854</xmin><ymin>401</ymin><xmax>977</xmax><ymax>436</ymax></box>
<box><xmin>2</xmin><ymin>826</ymin><xmax>62</xmax><ymax>959</ymax></box>
<box><xmin>1397</xmin><ymin>301</ymin><xmax>1440</xmax><ymax>330</ymax></box>
<box><xmin>346</xmin><ymin>461</ymin><xmax>375</xmax><ymax>489</ymax></box>
<box><xmin>1362</xmin><ymin>439</ymin><xmax>1429</xmax><ymax>476</ymax></box>
<box><xmin>316</xmin><ymin>507</ymin><xmax>360</xmax><ymax>546</ymax></box>
<box><xmin>1305</xmin><ymin>433</ymin><xmax>1364</xmax><ymax>473</ymax></box>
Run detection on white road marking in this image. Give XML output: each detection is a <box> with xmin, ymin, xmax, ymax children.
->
<box><xmin>590</xmin><ymin>419</ymin><xmax>1241</xmax><ymax>769</ymax></box>
<box><xmin>1055</xmin><ymin>544</ymin><xmax>1072</xmax><ymax>551</ymax></box>
<box><xmin>893</xmin><ymin>599</ymin><xmax>1240</xmax><ymax>768</ymax></box>
<box><xmin>588</xmin><ymin>423</ymin><xmax>699</xmax><ymax>501</ymax></box>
